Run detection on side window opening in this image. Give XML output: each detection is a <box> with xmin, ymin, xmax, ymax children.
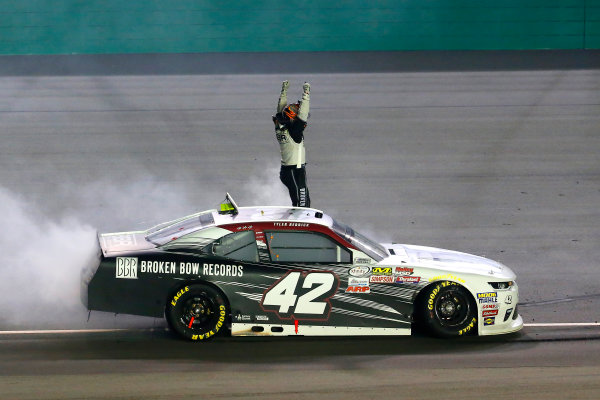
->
<box><xmin>265</xmin><ymin>231</ymin><xmax>351</xmax><ymax>263</ymax></box>
<box><xmin>203</xmin><ymin>230</ymin><xmax>259</xmax><ymax>262</ymax></box>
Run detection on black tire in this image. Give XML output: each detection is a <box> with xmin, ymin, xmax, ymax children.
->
<box><xmin>166</xmin><ymin>284</ymin><xmax>228</xmax><ymax>341</ymax></box>
<box><xmin>421</xmin><ymin>281</ymin><xmax>477</xmax><ymax>337</ymax></box>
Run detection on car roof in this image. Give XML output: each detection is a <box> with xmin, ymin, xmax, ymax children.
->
<box><xmin>212</xmin><ymin>206</ymin><xmax>333</xmax><ymax>228</ymax></box>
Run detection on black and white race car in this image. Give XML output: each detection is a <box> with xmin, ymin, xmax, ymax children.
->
<box><xmin>81</xmin><ymin>194</ymin><xmax>522</xmax><ymax>341</ymax></box>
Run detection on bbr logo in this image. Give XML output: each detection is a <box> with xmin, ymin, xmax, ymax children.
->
<box><xmin>116</xmin><ymin>257</ymin><xmax>138</xmax><ymax>279</ymax></box>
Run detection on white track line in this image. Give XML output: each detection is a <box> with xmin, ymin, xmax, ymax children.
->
<box><xmin>524</xmin><ymin>323</ymin><xmax>600</xmax><ymax>327</ymax></box>
<box><xmin>0</xmin><ymin>328</ymin><xmax>133</xmax><ymax>335</ymax></box>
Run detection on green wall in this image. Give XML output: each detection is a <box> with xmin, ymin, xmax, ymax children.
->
<box><xmin>1</xmin><ymin>0</ymin><xmax>598</xmax><ymax>55</ymax></box>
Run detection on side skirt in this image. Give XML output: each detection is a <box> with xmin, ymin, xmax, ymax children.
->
<box><xmin>231</xmin><ymin>323</ymin><xmax>411</xmax><ymax>337</ymax></box>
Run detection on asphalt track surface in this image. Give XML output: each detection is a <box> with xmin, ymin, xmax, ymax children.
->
<box><xmin>1</xmin><ymin>51</ymin><xmax>600</xmax><ymax>399</ymax></box>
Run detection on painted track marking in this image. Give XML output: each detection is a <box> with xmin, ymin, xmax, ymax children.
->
<box><xmin>0</xmin><ymin>329</ymin><xmax>132</xmax><ymax>335</ymax></box>
<box><xmin>524</xmin><ymin>323</ymin><xmax>600</xmax><ymax>327</ymax></box>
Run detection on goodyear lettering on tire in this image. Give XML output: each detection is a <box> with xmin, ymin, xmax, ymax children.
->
<box><xmin>171</xmin><ymin>286</ymin><xmax>189</xmax><ymax>307</ymax></box>
<box><xmin>459</xmin><ymin>317</ymin><xmax>477</xmax><ymax>336</ymax></box>
<box><xmin>428</xmin><ymin>281</ymin><xmax>459</xmax><ymax>310</ymax></box>
<box><xmin>427</xmin><ymin>285</ymin><xmax>440</xmax><ymax>310</ymax></box>
<box><xmin>191</xmin><ymin>305</ymin><xmax>227</xmax><ymax>341</ymax></box>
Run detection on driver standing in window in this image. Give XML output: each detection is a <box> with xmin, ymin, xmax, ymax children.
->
<box><xmin>272</xmin><ymin>80</ymin><xmax>311</xmax><ymax>207</ymax></box>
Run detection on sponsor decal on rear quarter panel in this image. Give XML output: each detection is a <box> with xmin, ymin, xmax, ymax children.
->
<box><xmin>116</xmin><ymin>257</ymin><xmax>138</xmax><ymax>279</ymax></box>
<box><xmin>349</xmin><ymin>266</ymin><xmax>370</xmax><ymax>277</ymax></box>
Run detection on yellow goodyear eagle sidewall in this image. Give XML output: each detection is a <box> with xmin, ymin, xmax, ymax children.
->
<box><xmin>427</xmin><ymin>281</ymin><xmax>458</xmax><ymax>311</ymax></box>
<box><xmin>170</xmin><ymin>286</ymin><xmax>189</xmax><ymax>307</ymax></box>
<box><xmin>191</xmin><ymin>304</ymin><xmax>227</xmax><ymax>341</ymax></box>
<box><xmin>459</xmin><ymin>317</ymin><xmax>477</xmax><ymax>336</ymax></box>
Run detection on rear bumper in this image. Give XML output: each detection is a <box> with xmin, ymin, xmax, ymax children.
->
<box><xmin>80</xmin><ymin>234</ymin><xmax>102</xmax><ymax>309</ymax></box>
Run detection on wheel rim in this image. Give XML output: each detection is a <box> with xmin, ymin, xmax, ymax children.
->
<box><xmin>433</xmin><ymin>288</ymin><xmax>470</xmax><ymax>328</ymax></box>
<box><xmin>179</xmin><ymin>294</ymin><xmax>218</xmax><ymax>330</ymax></box>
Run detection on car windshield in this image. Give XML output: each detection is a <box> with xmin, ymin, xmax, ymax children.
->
<box><xmin>146</xmin><ymin>211</ymin><xmax>215</xmax><ymax>245</ymax></box>
<box><xmin>331</xmin><ymin>219</ymin><xmax>388</xmax><ymax>261</ymax></box>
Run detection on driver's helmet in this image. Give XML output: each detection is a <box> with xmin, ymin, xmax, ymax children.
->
<box><xmin>281</xmin><ymin>103</ymin><xmax>300</xmax><ymax>122</ymax></box>
<box><xmin>282</xmin><ymin>103</ymin><xmax>300</xmax><ymax>121</ymax></box>
<box><xmin>273</xmin><ymin>102</ymin><xmax>300</xmax><ymax>127</ymax></box>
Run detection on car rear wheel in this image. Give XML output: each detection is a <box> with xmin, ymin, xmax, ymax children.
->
<box><xmin>421</xmin><ymin>281</ymin><xmax>477</xmax><ymax>337</ymax></box>
<box><xmin>166</xmin><ymin>284</ymin><xmax>228</xmax><ymax>341</ymax></box>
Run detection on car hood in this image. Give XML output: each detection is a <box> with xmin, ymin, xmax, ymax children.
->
<box><xmin>99</xmin><ymin>231</ymin><xmax>156</xmax><ymax>256</ymax></box>
<box><xmin>381</xmin><ymin>243</ymin><xmax>515</xmax><ymax>279</ymax></box>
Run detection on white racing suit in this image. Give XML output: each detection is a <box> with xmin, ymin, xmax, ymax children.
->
<box><xmin>274</xmin><ymin>82</ymin><xmax>311</xmax><ymax>207</ymax></box>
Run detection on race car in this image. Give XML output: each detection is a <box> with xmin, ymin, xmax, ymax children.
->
<box><xmin>81</xmin><ymin>194</ymin><xmax>522</xmax><ymax>341</ymax></box>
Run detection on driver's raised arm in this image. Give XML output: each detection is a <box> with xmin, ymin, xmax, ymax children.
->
<box><xmin>277</xmin><ymin>80</ymin><xmax>289</xmax><ymax>113</ymax></box>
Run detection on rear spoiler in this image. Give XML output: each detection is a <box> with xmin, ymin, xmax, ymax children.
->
<box><xmin>218</xmin><ymin>192</ymin><xmax>239</xmax><ymax>215</ymax></box>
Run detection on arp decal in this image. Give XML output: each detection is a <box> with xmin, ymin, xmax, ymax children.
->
<box><xmin>260</xmin><ymin>271</ymin><xmax>339</xmax><ymax>320</ymax></box>
<box><xmin>346</xmin><ymin>277</ymin><xmax>370</xmax><ymax>293</ymax></box>
<box><xmin>346</xmin><ymin>286</ymin><xmax>370</xmax><ymax>293</ymax></box>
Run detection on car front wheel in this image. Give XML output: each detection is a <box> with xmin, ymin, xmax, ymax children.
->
<box><xmin>166</xmin><ymin>284</ymin><xmax>228</xmax><ymax>341</ymax></box>
<box><xmin>421</xmin><ymin>281</ymin><xmax>477</xmax><ymax>337</ymax></box>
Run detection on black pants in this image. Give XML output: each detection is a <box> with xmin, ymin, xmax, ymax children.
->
<box><xmin>280</xmin><ymin>165</ymin><xmax>311</xmax><ymax>207</ymax></box>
